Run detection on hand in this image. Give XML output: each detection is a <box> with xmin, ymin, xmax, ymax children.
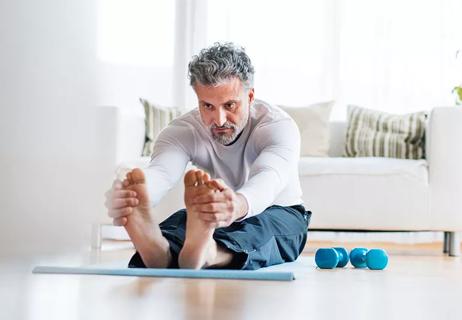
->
<box><xmin>104</xmin><ymin>179</ymin><xmax>139</xmax><ymax>226</ymax></box>
<box><xmin>191</xmin><ymin>180</ymin><xmax>248</xmax><ymax>228</ymax></box>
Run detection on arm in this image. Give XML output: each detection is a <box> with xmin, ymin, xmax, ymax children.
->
<box><xmin>192</xmin><ymin>118</ymin><xmax>300</xmax><ymax>226</ymax></box>
<box><xmin>144</xmin><ymin>135</ymin><xmax>191</xmax><ymax>208</ymax></box>
<box><xmin>106</xmin><ymin>122</ymin><xmax>193</xmax><ymax>225</ymax></box>
<box><xmin>236</xmin><ymin>118</ymin><xmax>301</xmax><ymax>218</ymax></box>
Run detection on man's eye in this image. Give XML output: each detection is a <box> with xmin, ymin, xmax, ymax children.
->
<box><xmin>204</xmin><ymin>104</ymin><xmax>213</xmax><ymax>110</ymax></box>
<box><xmin>225</xmin><ymin>103</ymin><xmax>236</xmax><ymax>110</ymax></box>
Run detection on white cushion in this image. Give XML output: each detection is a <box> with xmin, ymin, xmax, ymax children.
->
<box><xmin>299</xmin><ymin>157</ymin><xmax>428</xmax><ymax>184</ymax></box>
<box><xmin>279</xmin><ymin>101</ymin><xmax>334</xmax><ymax>157</ymax></box>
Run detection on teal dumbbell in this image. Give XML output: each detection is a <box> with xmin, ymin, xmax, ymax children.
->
<box><xmin>349</xmin><ymin>248</ymin><xmax>389</xmax><ymax>270</ymax></box>
<box><xmin>315</xmin><ymin>247</ymin><xmax>349</xmax><ymax>269</ymax></box>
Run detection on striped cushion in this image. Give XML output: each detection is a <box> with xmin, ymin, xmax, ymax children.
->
<box><xmin>345</xmin><ymin>105</ymin><xmax>427</xmax><ymax>159</ymax></box>
<box><xmin>140</xmin><ymin>98</ymin><xmax>184</xmax><ymax>157</ymax></box>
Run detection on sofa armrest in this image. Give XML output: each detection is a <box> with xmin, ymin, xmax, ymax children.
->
<box><xmin>427</xmin><ymin>107</ymin><xmax>462</xmax><ymax>230</ymax></box>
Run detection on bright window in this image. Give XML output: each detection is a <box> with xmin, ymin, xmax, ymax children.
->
<box><xmin>97</xmin><ymin>0</ymin><xmax>174</xmax><ymax>67</ymax></box>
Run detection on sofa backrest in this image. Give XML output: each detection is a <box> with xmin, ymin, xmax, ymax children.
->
<box><xmin>328</xmin><ymin>121</ymin><xmax>347</xmax><ymax>157</ymax></box>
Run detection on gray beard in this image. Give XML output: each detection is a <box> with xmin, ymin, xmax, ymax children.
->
<box><xmin>209</xmin><ymin>114</ymin><xmax>249</xmax><ymax>145</ymax></box>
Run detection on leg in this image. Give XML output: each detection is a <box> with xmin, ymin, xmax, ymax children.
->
<box><xmin>179</xmin><ymin>169</ymin><xmax>232</xmax><ymax>269</ymax></box>
<box><xmin>203</xmin><ymin>239</ymin><xmax>235</xmax><ymax>268</ymax></box>
<box><xmin>212</xmin><ymin>205</ymin><xmax>311</xmax><ymax>270</ymax></box>
<box><xmin>443</xmin><ymin>231</ymin><xmax>449</xmax><ymax>254</ymax></box>
<box><xmin>123</xmin><ymin>168</ymin><xmax>172</xmax><ymax>268</ymax></box>
<box><xmin>129</xmin><ymin>208</ymin><xmax>234</xmax><ymax>269</ymax></box>
<box><xmin>448</xmin><ymin>232</ymin><xmax>461</xmax><ymax>257</ymax></box>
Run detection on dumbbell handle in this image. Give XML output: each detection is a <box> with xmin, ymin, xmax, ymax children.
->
<box><xmin>350</xmin><ymin>248</ymin><xmax>388</xmax><ymax>270</ymax></box>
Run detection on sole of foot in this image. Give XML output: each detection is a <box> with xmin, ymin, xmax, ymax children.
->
<box><xmin>178</xmin><ymin>169</ymin><xmax>220</xmax><ymax>269</ymax></box>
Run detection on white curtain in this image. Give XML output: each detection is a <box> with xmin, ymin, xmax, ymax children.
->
<box><xmin>336</xmin><ymin>0</ymin><xmax>462</xmax><ymax>118</ymax></box>
<box><xmin>207</xmin><ymin>0</ymin><xmax>336</xmax><ymax>108</ymax></box>
<box><xmin>97</xmin><ymin>0</ymin><xmax>462</xmax><ymax>118</ymax></box>
<box><xmin>205</xmin><ymin>0</ymin><xmax>462</xmax><ymax>119</ymax></box>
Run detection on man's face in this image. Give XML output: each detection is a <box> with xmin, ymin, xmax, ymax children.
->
<box><xmin>194</xmin><ymin>77</ymin><xmax>254</xmax><ymax>145</ymax></box>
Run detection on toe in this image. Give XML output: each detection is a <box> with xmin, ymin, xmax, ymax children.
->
<box><xmin>130</xmin><ymin>168</ymin><xmax>146</xmax><ymax>184</ymax></box>
<box><xmin>126</xmin><ymin>172</ymin><xmax>133</xmax><ymax>184</ymax></box>
<box><xmin>184</xmin><ymin>169</ymin><xmax>199</xmax><ymax>187</ymax></box>
<box><xmin>205</xmin><ymin>181</ymin><xmax>217</xmax><ymax>190</ymax></box>
<box><xmin>209</xmin><ymin>179</ymin><xmax>225</xmax><ymax>191</ymax></box>
<box><xmin>195</xmin><ymin>170</ymin><xmax>205</xmax><ymax>185</ymax></box>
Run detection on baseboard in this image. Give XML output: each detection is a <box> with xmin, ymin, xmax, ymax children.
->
<box><xmin>99</xmin><ymin>224</ymin><xmax>451</xmax><ymax>244</ymax></box>
<box><xmin>308</xmin><ymin>231</ymin><xmax>445</xmax><ymax>244</ymax></box>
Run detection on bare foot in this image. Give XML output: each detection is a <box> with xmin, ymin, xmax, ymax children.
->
<box><xmin>178</xmin><ymin>169</ymin><xmax>220</xmax><ymax>269</ymax></box>
<box><xmin>123</xmin><ymin>168</ymin><xmax>171</xmax><ymax>268</ymax></box>
<box><xmin>123</xmin><ymin>168</ymin><xmax>153</xmax><ymax>224</ymax></box>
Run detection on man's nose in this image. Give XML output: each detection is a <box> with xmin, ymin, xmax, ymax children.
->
<box><xmin>213</xmin><ymin>108</ymin><xmax>227</xmax><ymax>127</ymax></box>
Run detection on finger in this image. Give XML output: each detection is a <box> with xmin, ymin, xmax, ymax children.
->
<box><xmin>200</xmin><ymin>212</ymin><xmax>228</xmax><ymax>222</ymax></box>
<box><xmin>105</xmin><ymin>194</ymin><xmax>137</xmax><ymax>208</ymax></box>
<box><xmin>108</xmin><ymin>207</ymin><xmax>133</xmax><ymax>218</ymax></box>
<box><xmin>214</xmin><ymin>179</ymin><xmax>226</xmax><ymax>190</ymax></box>
<box><xmin>112</xmin><ymin>190</ymin><xmax>137</xmax><ymax>199</ymax></box>
<box><xmin>113</xmin><ymin>217</ymin><xmax>127</xmax><ymax>226</ymax></box>
<box><xmin>110</xmin><ymin>198</ymin><xmax>139</xmax><ymax>209</ymax></box>
<box><xmin>198</xmin><ymin>202</ymin><xmax>227</xmax><ymax>213</ymax></box>
<box><xmin>193</xmin><ymin>192</ymin><xmax>225</xmax><ymax>204</ymax></box>
<box><xmin>122</xmin><ymin>179</ymin><xmax>130</xmax><ymax>188</ymax></box>
<box><xmin>222</xmin><ymin>188</ymin><xmax>235</xmax><ymax>199</ymax></box>
<box><xmin>112</xmin><ymin>179</ymin><xmax>123</xmax><ymax>190</ymax></box>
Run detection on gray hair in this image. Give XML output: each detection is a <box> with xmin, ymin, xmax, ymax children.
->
<box><xmin>188</xmin><ymin>42</ymin><xmax>255</xmax><ymax>89</ymax></box>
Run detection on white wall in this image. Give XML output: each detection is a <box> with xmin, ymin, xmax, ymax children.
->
<box><xmin>0</xmin><ymin>0</ymin><xmax>114</xmax><ymax>258</ymax></box>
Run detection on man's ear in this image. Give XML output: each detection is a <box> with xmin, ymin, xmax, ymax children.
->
<box><xmin>248</xmin><ymin>88</ymin><xmax>255</xmax><ymax>104</ymax></box>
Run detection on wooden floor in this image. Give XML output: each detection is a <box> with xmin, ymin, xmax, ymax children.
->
<box><xmin>1</xmin><ymin>240</ymin><xmax>461</xmax><ymax>320</ymax></box>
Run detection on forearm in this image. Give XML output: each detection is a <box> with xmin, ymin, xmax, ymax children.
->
<box><xmin>236</xmin><ymin>168</ymin><xmax>284</xmax><ymax>218</ymax></box>
<box><xmin>234</xmin><ymin>193</ymin><xmax>249</xmax><ymax>221</ymax></box>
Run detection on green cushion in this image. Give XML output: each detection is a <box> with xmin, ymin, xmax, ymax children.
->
<box><xmin>140</xmin><ymin>98</ymin><xmax>184</xmax><ymax>157</ymax></box>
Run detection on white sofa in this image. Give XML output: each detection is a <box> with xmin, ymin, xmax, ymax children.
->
<box><xmin>96</xmin><ymin>105</ymin><xmax>462</xmax><ymax>256</ymax></box>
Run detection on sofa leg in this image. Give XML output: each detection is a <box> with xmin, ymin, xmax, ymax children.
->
<box><xmin>443</xmin><ymin>231</ymin><xmax>450</xmax><ymax>253</ymax></box>
<box><xmin>91</xmin><ymin>223</ymin><xmax>102</xmax><ymax>250</ymax></box>
<box><xmin>448</xmin><ymin>232</ymin><xmax>461</xmax><ymax>257</ymax></box>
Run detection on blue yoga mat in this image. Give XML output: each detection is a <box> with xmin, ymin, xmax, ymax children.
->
<box><xmin>32</xmin><ymin>266</ymin><xmax>295</xmax><ymax>281</ymax></box>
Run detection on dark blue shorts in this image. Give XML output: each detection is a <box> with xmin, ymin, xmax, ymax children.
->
<box><xmin>128</xmin><ymin>204</ymin><xmax>311</xmax><ymax>270</ymax></box>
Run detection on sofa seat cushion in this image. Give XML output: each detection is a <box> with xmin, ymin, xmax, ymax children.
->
<box><xmin>298</xmin><ymin>157</ymin><xmax>430</xmax><ymax>230</ymax></box>
<box><xmin>299</xmin><ymin>157</ymin><xmax>428</xmax><ymax>184</ymax></box>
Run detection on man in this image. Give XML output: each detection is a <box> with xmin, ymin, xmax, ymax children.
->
<box><xmin>105</xmin><ymin>42</ymin><xmax>311</xmax><ymax>270</ymax></box>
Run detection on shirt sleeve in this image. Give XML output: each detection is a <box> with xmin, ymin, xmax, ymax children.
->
<box><xmin>143</xmin><ymin>123</ymin><xmax>193</xmax><ymax>208</ymax></box>
<box><xmin>236</xmin><ymin>118</ymin><xmax>300</xmax><ymax>219</ymax></box>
